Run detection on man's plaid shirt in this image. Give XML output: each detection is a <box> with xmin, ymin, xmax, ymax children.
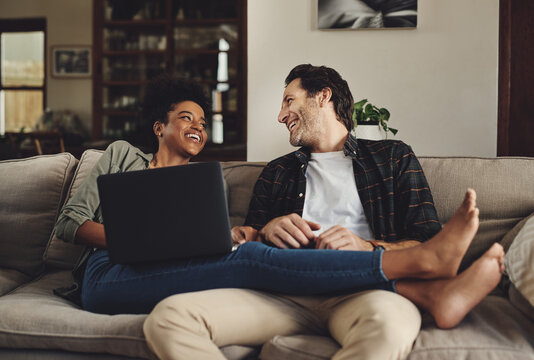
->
<box><xmin>245</xmin><ymin>135</ymin><xmax>442</xmax><ymax>243</ymax></box>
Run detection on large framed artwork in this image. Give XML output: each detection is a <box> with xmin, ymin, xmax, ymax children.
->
<box><xmin>51</xmin><ymin>46</ymin><xmax>92</xmax><ymax>78</ymax></box>
<box><xmin>318</xmin><ymin>0</ymin><xmax>418</xmax><ymax>29</ymax></box>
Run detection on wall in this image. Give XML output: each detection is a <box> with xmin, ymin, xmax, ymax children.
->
<box><xmin>0</xmin><ymin>0</ymin><xmax>93</xmax><ymax>135</ymax></box>
<box><xmin>247</xmin><ymin>0</ymin><xmax>500</xmax><ymax>161</ymax></box>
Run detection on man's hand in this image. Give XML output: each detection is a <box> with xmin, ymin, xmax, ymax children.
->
<box><xmin>315</xmin><ymin>225</ymin><xmax>373</xmax><ymax>251</ymax></box>
<box><xmin>231</xmin><ymin>226</ymin><xmax>259</xmax><ymax>245</ymax></box>
<box><xmin>258</xmin><ymin>213</ymin><xmax>321</xmax><ymax>249</ymax></box>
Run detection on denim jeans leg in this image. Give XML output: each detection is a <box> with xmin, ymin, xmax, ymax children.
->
<box><xmin>81</xmin><ymin>242</ymin><xmax>392</xmax><ymax>314</ymax></box>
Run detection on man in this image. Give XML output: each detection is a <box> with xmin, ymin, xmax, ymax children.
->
<box><xmin>143</xmin><ymin>64</ymin><xmax>504</xmax><ymax>360</ymax></box>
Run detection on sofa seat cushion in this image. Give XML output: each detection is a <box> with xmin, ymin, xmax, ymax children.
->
<box><xmin>260</xmin><ymin>334</ymin><xmax>339</xmax><ymax>360</ymax></box>
<box><xmin>0</xmin><ymin>270</ymin><xmax>154</xmax><ymax>359</ymax></box>
<box><xmin>0</xmin><ymin>348</ymin><xmax>142</xmax><ymax>359</ymax></box>
<box><xmin>0</xmin><ymin>268</ymin><xmax>31</xmax><ymax>296</ymax></box>
<box><xmin>409</xmin><ymin>295</ymin><xmax>534</xmax><ymax>360</ymax></box>
<box><xmin>0</xmin><ymin>270</ymin><xmax>259</xmax><ymax>360</ymax></box>
<box><xmin>0</xmin><ymin>153</ymin><xmax>77</xmax><ymax>276</ymax></box>
<box><xmin>257</xmin><ymin>296</ymin><xmax>534</xmax><ymax>360</ymax></box>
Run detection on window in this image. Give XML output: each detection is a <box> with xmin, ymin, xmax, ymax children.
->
<box><xmin>0</xmin><ymin>18</ymin><xmax>46</xmax><ymax>135</ymax></box>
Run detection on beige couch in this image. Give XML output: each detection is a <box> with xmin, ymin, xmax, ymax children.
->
<box><xmin>1</xmin><ymin>149</ymin><xmax>534</xmax><ymax>359</ymax></box>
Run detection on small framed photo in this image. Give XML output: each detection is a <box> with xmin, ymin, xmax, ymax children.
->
<box><xmin>51</xmin><ymin>46</ymin><xmax>92</xmax><ymax>78</ymax></box>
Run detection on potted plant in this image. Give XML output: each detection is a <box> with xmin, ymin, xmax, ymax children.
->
<box><xmin>352</xmin><ymin>99</ymin><xmax>398</xmax><ymax>139</ymax></box>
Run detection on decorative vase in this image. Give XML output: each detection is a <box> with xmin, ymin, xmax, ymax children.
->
<box><xmin>352</xmin><ymin>124</ymin><xmax>384</xmax><ymax>140</ymax></box>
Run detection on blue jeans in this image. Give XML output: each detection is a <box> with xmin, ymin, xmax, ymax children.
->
<box><xmin>82</xmin><ymin>242</ymin><xmax>392</xmax><ymax>314</ymax></box>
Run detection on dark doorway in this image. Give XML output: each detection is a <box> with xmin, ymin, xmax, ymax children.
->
<box><xmin>498</xmin><ymin>0</ymin><xmax>534</xmax><ymax>156</ymax></box>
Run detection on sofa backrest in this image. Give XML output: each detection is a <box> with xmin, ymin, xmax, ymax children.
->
<box><xmin>0</xmin><ymin>153</ymin><xmax>77</xmax><ymax>276</ymax></box>
<box><xmin>41</xmin><ymin>152</ymin><xmax>534</xmax><ymax>272</ymax></box>
<box><xmin>419</xmin><ymin>156</ymin><xmax>534</xmax><ymax>269</ymax></box>
<box><xmin>222</xmin><ymin>162</ymin><xmax>266</xmax><ymax>227</ymax></box>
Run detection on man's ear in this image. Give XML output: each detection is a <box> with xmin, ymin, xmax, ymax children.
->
<box><xmin>153</xmin><ymin>121</ymin><xmax>163</xmax><ymax>137</ymax></box>
<box><xmin>318</xmin><ymin>87</ymin><xmax>333</xmax><ymax>107</ymax></box>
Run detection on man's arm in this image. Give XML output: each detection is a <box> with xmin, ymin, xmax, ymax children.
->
<box><xmin>314</xmin><ymin>225</ymin><xmax>420</xmax><ymax>251</ymax></box>
<box><xmin>238</xmin><ymin>163</ymin><xmax>319</xmax><ymax>248</ymax></box>
<box><xmin>394</xmin><ymin>142</ymin><xmax>442</xmax><ymax>242</ymax></box>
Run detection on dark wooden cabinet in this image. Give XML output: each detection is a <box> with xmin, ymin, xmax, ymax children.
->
<box><xmin>92</xmin><ymin>0</ymin><xmax>247</xmax><ymax>160</ymax></box>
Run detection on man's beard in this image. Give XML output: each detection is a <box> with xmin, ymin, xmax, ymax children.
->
<box><xmin>289</xmin><ymin>102</ymin><xmax>321</xmax><ymax>147</ymax></box>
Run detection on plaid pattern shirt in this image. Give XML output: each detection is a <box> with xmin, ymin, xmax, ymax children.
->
<box><xmin>245</xmin><ymin>135</ymin><xmax>441</xmax><ymax>243</ymax></box>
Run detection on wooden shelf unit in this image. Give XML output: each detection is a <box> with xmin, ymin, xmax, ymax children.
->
<box><xmin>92</xmin><ymin>0</ymin><xmax>247</xmax><ymax>160</ymax></box>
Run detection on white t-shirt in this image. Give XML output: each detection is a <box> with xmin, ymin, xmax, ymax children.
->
<box><xmin>302</xmin><ymin>151</ymin><xmax>374</xmax><ymax>239</ymax></box>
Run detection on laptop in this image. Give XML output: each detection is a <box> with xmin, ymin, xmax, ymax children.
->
<box><xmin>97</xmin><ymin>162</ymin><xmax>233</xmax><ymax>264</ymax></box>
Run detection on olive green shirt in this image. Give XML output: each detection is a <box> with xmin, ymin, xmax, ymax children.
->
<box><xmin>55</xmin><ymin>140</ymin><xmax>153</xmax><ymax>243</ymax></box>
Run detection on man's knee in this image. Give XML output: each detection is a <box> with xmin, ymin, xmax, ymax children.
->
<box><xmin>329</xmin><ymin>291</ymin><xmax>421</xmax><ymax>357</ymax></box>
<box><xmin>144</xmin><ymin>293</ymin><xmax>211</xmax><ymax>352</ymax></box>
<box><xmin>358</xmin><ymin>291</ymin><xmax>421</xmax><ymax>339</ymax></box>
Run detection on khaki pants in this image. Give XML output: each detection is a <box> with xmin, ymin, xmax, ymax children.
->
<box><xmin>143</xmin><ymin>289</ymin><xmax>421</xmax><ymax>360</ymax></box>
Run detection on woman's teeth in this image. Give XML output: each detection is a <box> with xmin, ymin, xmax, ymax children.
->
<box><xmin>186</xmin><ymin>134</ymin><xmax>200</xmax><ymax>142</ymax></box>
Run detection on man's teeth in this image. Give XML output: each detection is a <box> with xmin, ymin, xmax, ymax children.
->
<box><xmin>186</xmin><ymin>134</ymin><xmax>200</xmax><ymax>142</ymax></box>
<box><xmin>289</xmin><ymin>122</ymin><xmax>296</xmax><ymax>130</ymax></box>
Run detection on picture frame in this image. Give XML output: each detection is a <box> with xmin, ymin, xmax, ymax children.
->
<box><xmin>51</xmin><ymin>45</ymin><xmax>92</xmax><ymax>78</ymax></box>
<box><xmin>318</xmin><ymin>0</ymin><xmax>418</xmax><ymax>30</ymax></box>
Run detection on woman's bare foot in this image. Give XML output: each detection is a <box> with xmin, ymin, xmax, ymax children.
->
<box><xmin>399</xmin><ymin>243</ymin><xmax>505</xmax><ymax>329</ymax></box>
<box><xmin>415</xmin><ymin>189</ymin><xmax>480</xmax><ymax>278</ymax></box>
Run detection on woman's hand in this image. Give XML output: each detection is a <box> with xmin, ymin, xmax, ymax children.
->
<box><xmin>231</xmin><ymin>226</ymin><xmax>259</xmax><ymax>245</ymax></box>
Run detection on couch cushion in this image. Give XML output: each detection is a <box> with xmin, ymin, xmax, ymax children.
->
<box><xmin>260</xmin><ymin>334</ymin><xmax>339</xmax><ymax>360</ymax></box>
<box><xmin>0</xmin><ymin>270</ymin><xmax>154</xmax><ymax>359</ymax></box>
<box><xmin>500</xmin><ymin>212</ymin><xmax>534</xmax><ymax>252</ymax></box>
<box><xmin>258</xmin><ymin>296</ymin><xmax>534</xmax><ymax>360</ymax></box>
<box><xmin>408</xmin><ymin>296</ymin><xmax>534</xmax><ymax>360</ymax></box>
<box><xmin>419</xmin><ymin>157</ymin><xmax>534</xmax><ymax>269</ymax></box>
<box><xmin>0</xmin><ymin>268</ymin><xmax>31</xmax><ymax>296</ymax></box>
<box><xmin>504</xmin><ymin>214</ymin><xmax>534</xmax><ymax>319</ymax></box>
<box><xmin>0</xmin><ymin>153</ymin><xmax>77</xmax><ymax>276</ymax></box>
<box><xmin>0</xmin><ymin>269</ymin><xmax>260</xmax><ymax>360</ymax></box>
<box><xmin>222</xmin><ymin>162</ymin><xmax>266</xmax><ymax>227</ymax></box>
<box><xmin>44</xmin><ymin>150</ymin><xmax>104</xmax><ymax>269</ymax></box>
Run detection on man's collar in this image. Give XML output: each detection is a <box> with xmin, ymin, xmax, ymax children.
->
<box><xmin>342</xmin><ymin>133</ymin><xmax>359</xmax><ymax>158</ymax></box>
<box><xmin>295</xmin><ymin>133</ymin><xmax>359</xmax><ymax>164</ymax></box>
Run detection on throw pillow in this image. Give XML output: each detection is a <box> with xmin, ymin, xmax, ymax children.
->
<box><xmin>505</xmin><ymin>213</ymin><xmax>534</xmax><ymax>316</ymax></box>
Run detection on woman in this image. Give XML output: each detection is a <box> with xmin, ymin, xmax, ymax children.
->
<box><xmin>55</xmin><ymin>75</ymin><xmax>503</xmax><ymax>331</ymax></box>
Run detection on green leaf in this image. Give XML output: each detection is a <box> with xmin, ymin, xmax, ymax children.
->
<box><xmin>389</xmin><ymin>127</ymin><xmax>398</xmax><ymax>135</ymax></box>
<box><xmin>354</xmin><ymin>99</ymin><xmax>367</xmax><ymax>111</ymax></box>
<box><xmin>379</xmin><ymin>108</ymin><xmax>390</xmax><ymax>120</ymax></box>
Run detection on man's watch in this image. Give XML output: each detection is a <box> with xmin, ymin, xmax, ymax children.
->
<box><xmin>370</xmin><ymin>240</ymin><xmax>385</xmax><ymax>251</ymax></box>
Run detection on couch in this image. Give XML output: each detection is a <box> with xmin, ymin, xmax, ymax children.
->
<box><xmin>1</xmin><ymin>149</ymin><xmax>534</xmax><ymax>359</ymax></box>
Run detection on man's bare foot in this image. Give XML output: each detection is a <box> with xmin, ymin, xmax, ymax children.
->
<box><xmin>418</xmin><ymin>243</ymin><xmax>504</xmax><ymax>329</ymax></box>
<box><xmin>415</xmin><ymin>189</ymin><xmax>480</xmax><ymax>278</ymax></box>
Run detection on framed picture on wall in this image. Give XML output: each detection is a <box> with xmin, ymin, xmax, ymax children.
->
<box><xmin>51</xmin><ymin>45</ymin><xmax>92</xmax><ymax>78</ymax></box>
<box><xmin>318</xmin><ymin>0</ymin><xmax>418</xmax><ymax>29</ymax></box>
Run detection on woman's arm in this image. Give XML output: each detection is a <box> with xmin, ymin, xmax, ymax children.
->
<box><xmin>75</xmin><ymin>220</ymin><xmax>107</xmax><ymax>248</ymax></box>
<box><xmin>55</xmin><ymin>141</ymin><xmax>130</xmax><ymax>246</ymax></box>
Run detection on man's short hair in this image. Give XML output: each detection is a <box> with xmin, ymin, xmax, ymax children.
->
<box><xmin>285</xmin><ymin>64</ymin><xmax>354</xmax><ymax>131</ymax></box>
